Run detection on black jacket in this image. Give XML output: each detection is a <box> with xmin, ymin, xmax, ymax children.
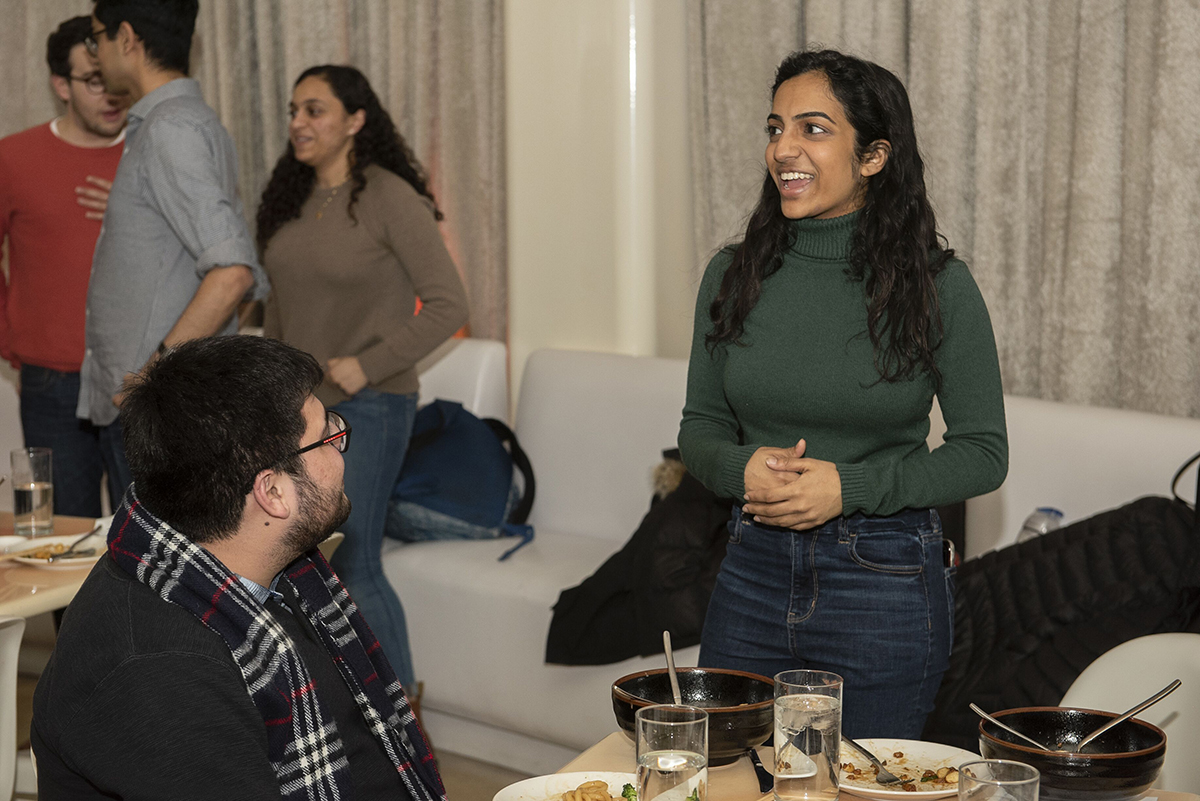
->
<box><xmin>923</xmin><ymin>496</ymin><xmax>1200</xmax><ymax>750</ymax></box>
<box><xmin>546</xmin><ymin>465</ymin><xmax>732</xmax><ymax>665</ymax></box>
<box><xmin>32</xmin><ymin>555</ymin><xmax>402</xmax><ymax>800</ymax></box>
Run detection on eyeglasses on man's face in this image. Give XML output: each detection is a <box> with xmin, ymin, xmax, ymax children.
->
<box><xmin>84</xmin><ymin>26</ymin><xmax>108</xmax><ymax>55</ymax></box>
<box><xmin>291</xmin><ymin>409</ymin><xmax>352</xmax><ymax>458</ymax></box>
<box><xmin>68</xmin><ymin>72</ymin><xmax>107</xmax><ymax>95</ymax></box>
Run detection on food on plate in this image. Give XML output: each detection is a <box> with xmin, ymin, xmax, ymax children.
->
<box><xmin>839</xmin><ymin>749</ymin><xmax>959</xmax><ymax>793</ymax></box>
<box><xmin>8</xmin><ymin>542</ymin><xmax>66</xmax><ymax>561</ymax></box>
<box><xmin>560</xmin><ymin>780</ymin><xmax>637</xmax><ymax>801</ymax></box>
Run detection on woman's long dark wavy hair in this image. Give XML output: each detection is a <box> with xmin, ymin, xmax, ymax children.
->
<box><xmin>708</xmin><ymin>49</ymin><xmax>952</xmax><ymax>386</ymax></box>
<box><xmin>256</xmin><ymin>65</ymin><xmax>440</xmax><ymax>250</ymax></box>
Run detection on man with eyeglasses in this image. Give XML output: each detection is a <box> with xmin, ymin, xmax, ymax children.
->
<box><xmin>77</xmin><ymin>0</ymin><xmax>268</xmax><ymax>504</ymax></box>
<box><xmin>0</xmin><ymin>16</ymin><xmax>128</xmax><ymax>518</ymax></box>
<box><xmin>33</xmin><ymin>335</ymin><xmax>446</xmax><ymax>801</ymax></box>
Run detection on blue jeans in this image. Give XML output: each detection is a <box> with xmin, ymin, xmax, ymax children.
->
<box><xmin>331</xmin><ymin>389</ymin><xmax>418</xmax><ymax>687</ymax></box>
<box><xmin>20</xmin><ymin>365</ymin><xmax>129</xmax><ymax>516</ymax></box>
<box><xmin>699</xmin><ymin>506</ymin><xmax>954</xmax><ymax>739</ymax></box>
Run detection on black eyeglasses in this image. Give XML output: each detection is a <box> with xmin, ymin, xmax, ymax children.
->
<box><xmin>84</xmin><ymin>27</ymin><xmax>108</xmax><ymax>54</ymax></box>
<box><xmin>291</xmin><ymin>409</ymin><xmax>351</xmax><ymax>458</ymax></box>
<box><xmin>68</xmin><ymin>73</ymin><xmax>107</xmax><ymax>95</ymax></box>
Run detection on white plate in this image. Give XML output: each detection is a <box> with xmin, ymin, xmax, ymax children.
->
<box><xmin>10</xmin><ymin>532</ymin><xmax>105</xmax><ymax>570</ymax></box>
<box><xmin>837</xmin><ymin>738</ymin><xmax>979</xmax><ymax>800</ymax></box>
<box><xmin>494</xmin><ymin>772</ymin><xmax>637</xmax><ymax>801</ymax></box>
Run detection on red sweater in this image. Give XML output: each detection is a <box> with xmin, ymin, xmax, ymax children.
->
<box><xmin>0</xmin><ymin>122</ymin><xmax>123</xmax><ymax>371</ymax></box>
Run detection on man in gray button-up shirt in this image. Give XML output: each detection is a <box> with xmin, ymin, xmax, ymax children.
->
<box><xmin>80</xmin><ymin>0</ymin><xmax>268</xmax><ymax>496</ymax></box>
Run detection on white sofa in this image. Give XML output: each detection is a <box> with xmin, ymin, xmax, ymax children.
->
<box><xmin>388</xmin><ymin>341</ymin><xmax>1200</xmax><ymax>775</ymax></box>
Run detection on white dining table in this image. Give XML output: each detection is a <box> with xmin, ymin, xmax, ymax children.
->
<box><xmin>561</xmin><ymin>732</ymin><xmax>1200</xmax><ymax>801</ymax></box>
<box><xmin>0</xmin><ymin>513</ymin><xmax>102</xmax><ymax>619</ymax></box>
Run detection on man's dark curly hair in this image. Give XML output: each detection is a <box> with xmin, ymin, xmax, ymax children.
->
<box><xmin>121</xmin><ymin>336</ymin><xmax>323</xmax><ymax>544</ymax></box>
<box><xmin>47</xmin><ymin>16</ymin><xmax>93</xmax><ymax>78</ymax></box>
<box><xmin>256</xmin><ymin>65</ymin><xmax>440</xmax><ymax>250</ymax></box>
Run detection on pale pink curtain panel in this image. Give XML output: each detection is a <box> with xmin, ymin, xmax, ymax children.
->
<box><xmin>2</xmin><ymin>0</ymin><xmax>507</xmax><ymax>341</ymax></box>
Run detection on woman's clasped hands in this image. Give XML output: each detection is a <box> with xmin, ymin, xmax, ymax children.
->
<box><xmin>742</xmin><ymin>439</ymin><xmax>843</xmax><ymax>530</ymax></box>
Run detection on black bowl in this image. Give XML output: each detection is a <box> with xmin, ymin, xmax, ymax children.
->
<box><xmin>612</xmin><ymin>668</ymin><xmax>774</xmax><ymax>766</ymax></box>
<box><xmin>978</xmin><ymin>706</ymin><xmax>1165</xmax><ymax>801</ymax></box>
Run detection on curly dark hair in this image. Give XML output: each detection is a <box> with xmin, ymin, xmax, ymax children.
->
<box><xmin>708</xmin><ymin>49</ymin><xmax>952</xmax><ymax>386</ymax></box>
<box><xmin>256</xmin><ymin>64</ymin><xmax>440</xmax><ymax>250</ymax></box>
<box><xmin>47</xmin><ymin>16</ymin><xmax>93</xmax><ymax>78</ymax></box>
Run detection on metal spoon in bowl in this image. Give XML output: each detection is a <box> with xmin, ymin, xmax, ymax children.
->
<box><xmin>662</xmin><ymin>630</ymin><xmax>683</xmax><ymax>705</ymax></box>
<box><xmin>969</xmin><ymin>703</ymin><xmax>1054</xmax><ymax>752</ymax></box>
<box><xmin>1060</xmin><ymin>678</ymin><xmax>1181</xmax><ymax>753</ymax></box>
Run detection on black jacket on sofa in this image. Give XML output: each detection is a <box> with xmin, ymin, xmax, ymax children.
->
<box><xmin>545</xmin><ymin>464</ymin><xmax>732</xmax><ymax>665</ymax></box>
<box><xmin>923</xmin><ymin>495</ymin><xmax>1199</xmax><ymax>750</ymax></box>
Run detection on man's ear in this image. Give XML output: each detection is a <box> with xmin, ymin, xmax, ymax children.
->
<box><xmin>50</xmin><ymin>75</ymin><xmax>71</xmax><ymax>104</ymax></box>
<box><xmin>117</xmin><ymin>20</ymin><xmax>138</xmax><ymax>56</ymax></box>
<box><xmin>251</xmin><ymin>469</ymin><xmax>292</xmax><ymax>520</ymax></box>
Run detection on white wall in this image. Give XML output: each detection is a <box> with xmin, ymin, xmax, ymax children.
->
<box><xmin>505</xmin><ymin>0</ymin><xmax>696</xmax><ymax>400</ymax></box>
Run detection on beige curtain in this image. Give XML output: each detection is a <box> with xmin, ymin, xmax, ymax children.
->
<box><xmin>686</xmin><ymin>0</ymin><xmax>1200</xmax><ymax>418</ymax></box>
<box><xmin>2</xmin><ymin>0</ymin><xmax>507</xmax><ymax>341</ymax></box>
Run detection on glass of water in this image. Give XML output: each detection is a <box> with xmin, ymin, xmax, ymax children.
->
<box><xmin>773</xmin><ymin>669</ymin><xmax>843</xmax><ymax>801</ymax></box>
<box><xmin>958</xmin><ymin>760</ymin><xmax>1039</xmax><ymax>801</ymax></box>
<box><xmin>11</xmin><ymin>447</ymin><xmax>53</xmax><ymax>537</ymax></box>
<box><xmin>635</xmin><ymin>704</ymin><xmax>707</xmax><ymax>801</ymax></box>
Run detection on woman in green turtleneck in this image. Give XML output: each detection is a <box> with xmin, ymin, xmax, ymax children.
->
<box><xmin>678</xmin><ymin>49</ymin><xmax>1007</xmax><ymax>740</ymax></box>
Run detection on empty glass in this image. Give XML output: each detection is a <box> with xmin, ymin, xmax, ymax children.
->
<box><xmin>958</xmin><ymin>759</ymin><xmax>1040</xmax><ymax>801</ymax></box>
<box><xmin>635</xmin><ymin>704</ymin><xmax>708</xmax><ymax>801</ymax></box>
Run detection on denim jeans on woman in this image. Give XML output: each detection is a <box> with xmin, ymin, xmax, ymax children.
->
<box><xmin>19</xmin><ymin>364</ymin><xmax>131</xmax><ymax>516</ymax></box>
<box><xmin>330</xmin><ymin>389</ymin><xmax>418</xmax><ymax>687</ymax></box>
<box><xmin>699</xmin><ymin>506</ymin><xmax>954</xmax><ymax>739</ymax></box>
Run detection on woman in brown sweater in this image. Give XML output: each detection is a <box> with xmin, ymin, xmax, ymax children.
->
<box><xmin>256</xmin><ymin>65</ymin><xmax>468</xmax><ymax>690</ymax></box>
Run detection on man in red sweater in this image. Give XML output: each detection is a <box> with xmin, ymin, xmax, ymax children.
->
<box><xmin>0</xmin><ymin>16</ymin><xmax>128</xmax><ymax>517</ymax></box>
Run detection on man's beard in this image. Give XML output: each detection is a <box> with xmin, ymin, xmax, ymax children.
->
<box><xmin>281</xmin><ymin>465</ymin><xmax>351</xmax><ymax>559</ymax></box>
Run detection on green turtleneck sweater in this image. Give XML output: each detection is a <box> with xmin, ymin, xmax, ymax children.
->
<box><xmin>678</xmin><ymin>212</ymin><xmax>1008</xmax><ymax>516</ymax></box>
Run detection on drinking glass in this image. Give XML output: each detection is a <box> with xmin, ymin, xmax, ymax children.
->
<box><xmin>958</xmin><ymin>759</ymin><xmax>1040</xmax><ymax>801</ymax></box>
<box><xmin>773</xmin><ymin>669</ymin><xmax>842</xmax><ymax>801</ymax></box>
<box><xmin>635</xmin><ymin>704</ymin><xmax>708</xmax><ymax>801</ymax></box>
<box><xmin>11</xmin><ymin>447</ymin><xmax>53</xmax><ymax>537</ymax></box>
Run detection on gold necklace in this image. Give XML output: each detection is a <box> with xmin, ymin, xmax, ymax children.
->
<box><xmin>314</xmin><ymin>185</ymin><xmax>339</xmax><ymax>220</ymax></box>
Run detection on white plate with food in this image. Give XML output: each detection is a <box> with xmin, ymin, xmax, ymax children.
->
<box><xmin>837</xmin><ymin>738</ymin><xmax>979</xmax><ymax>800</ymax></box>
<box><xmin>7</xmin><ymin>532</ymin><xmax>105</xmax><ymax>570</ymax></box>
<box><xmin>493</xmin><ymin>772</ymin><xmax>637</xmax><ymax>801</ymax></box>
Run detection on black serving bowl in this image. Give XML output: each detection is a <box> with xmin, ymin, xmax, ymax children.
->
<box><xmin>978</xmin><ymin>706</ymin><xmax>1166</xmax><ymax>801</ymax></box>
<box><xmin>612</xmin><ymin>668</ymin><xmax>774</xmax><ymax>766</ymax></box>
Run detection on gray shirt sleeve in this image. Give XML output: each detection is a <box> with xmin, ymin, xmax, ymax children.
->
<box><xmin>140</xmin><ymin>116</ymin><xmax>268</xmax><ymax>300</ymax></box>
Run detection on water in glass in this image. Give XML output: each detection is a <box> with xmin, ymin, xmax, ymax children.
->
<box><xmin>637</xmin><ymin>749</ymin><xmax>706</xmax><ymax>801</ymax></box>
<box><xmin>774</xmin><ymin>694</ymin><xmax>840</xmax><ymax>801</ymax></box>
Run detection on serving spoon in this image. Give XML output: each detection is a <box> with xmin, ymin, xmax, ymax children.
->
<box><xmin>1060</xmin><ymin>678</ymin><xmax>1181</xmax><ymax>753</ymax></box>
<box><xmin>662</xmin><ymin>630</ymin><xmax>683</xmax><ymax>705</ymax></box>
<box><xmin>969</xmin><ymin>703</ymin><xmax>1053</xmax><ymax>752</ymax></box>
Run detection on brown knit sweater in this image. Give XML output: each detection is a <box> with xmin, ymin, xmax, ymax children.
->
<box><xmin>263</xmin><ymin>164</ymin><xmax>469</xmax><ymax>406</ymax></box>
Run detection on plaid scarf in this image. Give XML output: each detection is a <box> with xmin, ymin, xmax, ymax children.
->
<box><xmin>106</xmin><ymin>487</ymin><xmax>446</xmax><ymax>801</ymax></box>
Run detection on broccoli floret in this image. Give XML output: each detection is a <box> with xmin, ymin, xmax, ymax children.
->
<box><xmin>686</xmin><ymin>789</ymin><xmax>699</xmax><ymax>801</ymax></box>
<box><xmin>621</xmin><ymin>784</ymin><xmax>637</xmax><ymax>801</ymax></box>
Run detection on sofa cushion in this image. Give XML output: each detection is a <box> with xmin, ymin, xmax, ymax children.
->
<box><xmin>382</xmin><ymin>530</ymin><xmax>698</xmax><ymax>750</ymax></box>
<box><xmin>514</xmin><ymin>350</ymin><xmax>689</xmax><ymax>544</ymax></box>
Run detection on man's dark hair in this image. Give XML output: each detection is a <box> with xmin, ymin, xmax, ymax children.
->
<box><xmin>121</xmin><ymin>336</ymin><xmax>323</xmax><ymax>543</ymax></box>
<box><xmin>92</xmin><ymin>0</ymin><xmax>198</xmax><ymax>75</ymax></box>
<box><xmin>47</xmin><ymin>16</ymin><xmax>94</xmax><ymax>78</ymax></box>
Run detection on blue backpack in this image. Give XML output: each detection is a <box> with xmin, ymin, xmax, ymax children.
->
<box><xmin>386</xmin><ymin>399</ymin><xmax>535</xmax><ymax>559</ymax></box>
